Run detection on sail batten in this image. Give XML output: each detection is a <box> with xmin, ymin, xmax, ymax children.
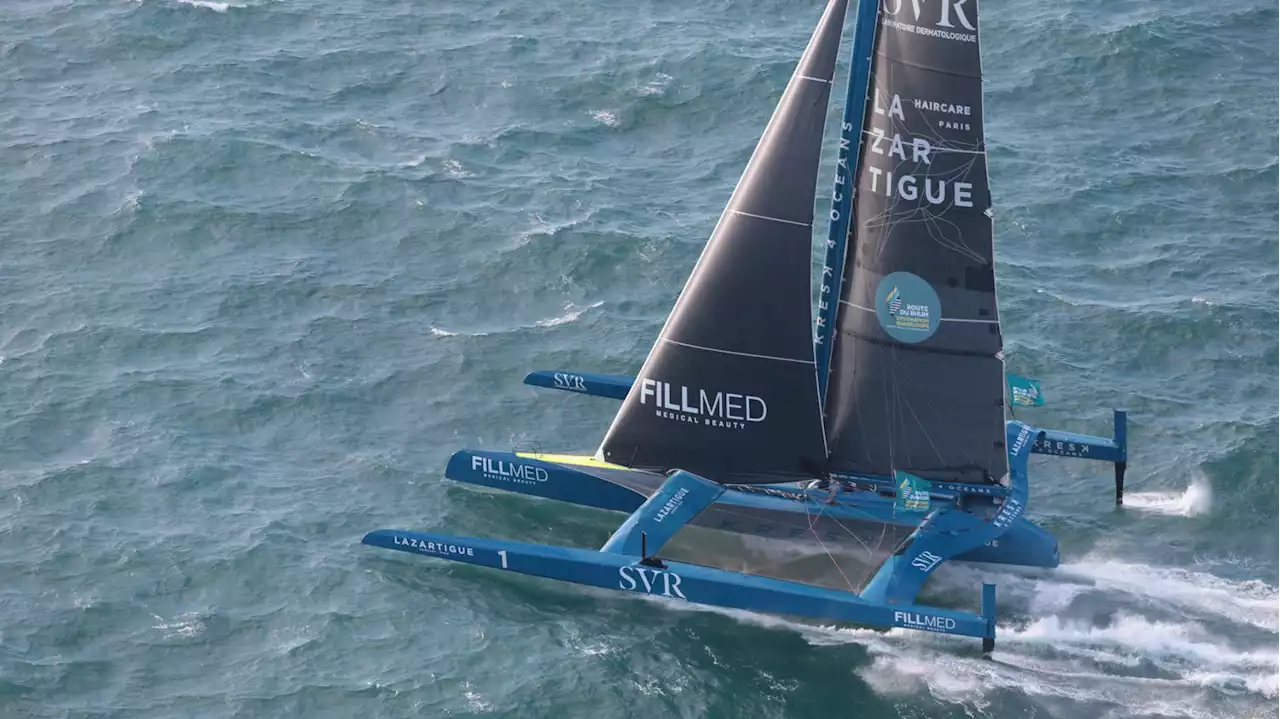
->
<box><xmin>823</xmin><ymin>0</ymin><xmax>1008</xmax><ymax>484</ymax></box>
<box><xmin>598</xmin><ymin>0</ymin><xmax>849</xmax><ymax>484</ymax></box>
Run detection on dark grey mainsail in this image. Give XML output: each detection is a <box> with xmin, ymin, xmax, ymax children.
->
<box><xmin>597</xmin><ymin>0</ymin><xmax>849</xmax><ymax>484</ymax></box>
<box><xmin>823</xmin><ymin>0</ymin><xmax>1008</xmax><ymax>483</ymax></box>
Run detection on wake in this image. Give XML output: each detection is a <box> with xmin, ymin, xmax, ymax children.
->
<box><xmin>838</xmin><ymin>558</ymin><xmax>1278</xmax><ymax>716</ymax></box>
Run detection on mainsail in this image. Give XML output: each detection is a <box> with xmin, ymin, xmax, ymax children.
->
<box><xmin>598</xmin><ymin>0</ymin><xmax>849</xmax><ymax>484</ymax></box>
<box><xmin>823</xmin><ymin>0</ymin><xmax>1009</xmax><ymax>483</ymax></box>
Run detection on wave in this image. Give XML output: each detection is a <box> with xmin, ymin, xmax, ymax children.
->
<box><xmin>533</xmin><ymin>301</ymin><xmax>603</xmax><ymax>328</ymax></box>
<box><xmin>428</xmin><ymin>301</ymin><xmax>604</xmax><ymax>338</ymax></box>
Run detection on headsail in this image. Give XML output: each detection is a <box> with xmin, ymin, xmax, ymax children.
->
<box><xmin>823</xmin><ymin>0</ymin><xmax>1008</xmax><ymax>483</ymax></box>
<box><xmin>598</xmin><ymin>0</ymin><xmax>849</xmax><ymax>484</ymax></box>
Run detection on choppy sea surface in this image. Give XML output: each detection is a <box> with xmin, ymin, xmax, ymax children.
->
<box><xmin>2</xmin><ymin>0</ymin><xmax>1277</xmax><ymax>717</ymax></box>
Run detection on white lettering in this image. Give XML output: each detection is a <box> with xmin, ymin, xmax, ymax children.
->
<box><xmin>881</xmin><ymin>0</ymin><xmax>977</xmax><ymax>41</ymax></box>
<box><xmin>393</xmin><ymin>535</ymin><xmax>475</xmax><ymax>557</ymax></box>
<box><xmin>618</xmin><ymin>566</ymin><xmax>638</xmax><ymax>591</ymax></box>
<box><xmin>912</xmin><ymin>137</ymin><xmax>932</xmax><ymax>164</ymax></box>
<box><xmin>864</xmin><ymin>169</ymin><xmax>973</xmax><ymax>208</ymax></box>
<box><xmin>888</xmin><ymin>133</ymin><xmax>906</xmax><ymax>161</ymax></box>
<box><xmin>653</xmin><ymin>487</ymin><xmax>690</xmax><ymax>523</ymax></box>
<box><xmin>638</xmin><ymin>379</ymin><xmax>768</xmax><ymax>428</ymax></box>
<box><xmin>640</xmin><ymin>378</ymin><xmax>657</xmax><ymax>406</ymax></box>
<box><xmin>910</xmin><ymin>551</ymin><xmax>943</xmax><ymax>572</ymax></box>
<box><xmin>618</xmin><ymin>566</ymin><xmax>687</xmax><ymax>599</ymax></box>
<box><xmin>893</xmin><ymin>610</ymin><xmax>958</xmax><ymax>632</ymax></box>
<box><xmin>470</xmin><ymin>455</ymin><xmax>549</xmax><ymax>483</ymax></box>
<box><xmin>898</xmin><ymin>174</ymin><xmax>917</xmax><ymax>201</ymax></box>
<box><xmin>941</xmin><ymin>0</ymin><xmax>975</xmax><ymax>30</ymax></box>
<box><xmin>553</xmin><ymin>372</ymin><xmax>588</xmax><ymax>391</ymax></box>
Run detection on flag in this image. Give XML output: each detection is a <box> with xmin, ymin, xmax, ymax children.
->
<box><xmin>894</xmin><ymin>470</ymin><xmax>931</xmax><ymax>515</ymax></box>
<box><xmin>1007</xmin><ymin>372</ymin><xmax>1045</xmax><ymax>407</ymax></box>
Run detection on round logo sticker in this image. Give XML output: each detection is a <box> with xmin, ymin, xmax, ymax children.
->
<box><xmin>875</xmin><ymin>271</ymin><xmax>941</xmax><ymax>343</ymax></box>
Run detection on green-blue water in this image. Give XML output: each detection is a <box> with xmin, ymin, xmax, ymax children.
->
<box><xmin>2</xmin><ymin>0</ymin><xmax>1277</xmax><ymax>717</ymax></box>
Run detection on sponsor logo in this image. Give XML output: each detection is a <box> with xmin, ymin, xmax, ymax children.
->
<box><xmin>914</xmin><ymin>98</ymin><xmax>972</xmax><ymax>116</ymax></box>
<box><xmin>866</xmin><ymin>94</ymin><xmax>976</xmax><ymax>205</ymax></box>
<box><xmin>1009</xmin><ymin>425</ymin><xmax>1034</xmax><ymax>458</ymax></box>
<box><xmin>553</xmin><ymin>372</ymin><xmax>588</xmax><ymax>392</ymax></box>
<box><xmin>886</xmin><ymin>286</ymin><xmax>933</xmax><ymax>328</ymax></box>
<box><xmin>875</xmin><ymin>272</ymin><xmax>941</xmax><ymax>343</ymax></box>
<box><xmin>638</xmin><ymin>378</ymin><xmax>766</xmax><ymax>430</ymax></box>
<box><xmin>896</xmin><ymin>471</ymin><xmax>932</xmax><ymax>513</ymax></box>
<box><xmin>1010</xmin><ymin>384</ymin><xmax>1039</xmax><ymax>406</ymax></box>
<box><xmin>470</xmin><ymin>455</ymin><xmax>549</xmax><ymax>484</ymax></box>
<box><xmin>913</xmin><ymin>97</ymin><xmax>973</xmax><ymax>131</ymax></box>
<box><xmin>618</xmin><ymin>566</ymin><xmax>687</xmax><ymax>599</ymax></box>
<box><xmin>935</xmin><ymin>482</ymin><xmax>998</xmax><ymax>496</ymax></box>
<box><xmin>652</xmin><ymin>487</ymin><xmax>689</xmax><ymax>524</ymax></box>
<box><xmin>881</xmin><ymin>0</ymin><xmax>977</xmax><ymax>43</ymax></box>
<box><xmin>393</xmin><ymin>535</ymin><xmax>475</xmax><ymax>557</ymax></box>
<box><xmin>1034</xmin><ymin>439</ymin><xmax>1092</xmax><ymax>457</ymax></box>
<box><xmin>992</xmin><ymin>497</ymin><xmax>1023</xmax><ymax>530</ymax></box>
<box><xmin>910</xmin><ymin>550</ymin><xmax>943</xmax><ymax>572</ymax></box>
<box><xmin>894</xmin><ymin>610</ymin><xmax>958</xmax><ymax>632</ymax></box>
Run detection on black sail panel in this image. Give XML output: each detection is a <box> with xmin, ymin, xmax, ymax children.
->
<box><xmin>824</xmin><ymin>0</ymin><xmax>1008</xmax><ymax>483</ymax></box>
<box><xmin>598</xmin><ymin>0</ymin><xmax>849</xmax><ymax>484</ymax></box>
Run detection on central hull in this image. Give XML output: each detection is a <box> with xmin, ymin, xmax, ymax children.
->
<box><xmin>447</xmin><ymin>450</ymin><xmax>1060</xmax><ymax>572</ymax></box>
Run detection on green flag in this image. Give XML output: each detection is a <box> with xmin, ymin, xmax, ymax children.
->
<box><xmin>894</xmin><ymin>470</ymin><xmax>931</xmax><ymax>515</ymax></box>
<box><xmin>1007</xmin><ymin>372</ymin><xmax>1045</xmax><ymax>407</ymax></box>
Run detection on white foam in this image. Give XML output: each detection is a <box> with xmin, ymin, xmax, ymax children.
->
<box><xmin>533</xmin><ymin>301</ymin><xmax>602</xmax><ymax>328</ymax></box>
<box><xmin>1055</xmin><ymin>559</ymin><xmax>1279</xmax><ymax>632</ymax></box>
<box><xmin>589</xmin><ymin>110</ymin><xmax>620</xmax><ymax>128</ymax></box>
<box><xmin>637</xmin><ymin>73</ymin><xmax>674</xmax><ymax>97</ymax></box>
<box><xmin>177</xmin><ymin>0</ymin><xmax>238</xmax><ymax>11</ymax></box>
<box><xmin>441</xmin><ymin>159</ymin><xmax>470</xmax><ymax>177</ymax></box>
<box><xmin>1125</xmin><ymin>474</ymin><xmax>1213</xmax><ymax>516</ymax></box>
<box><xmin>669</xmin><ymin>555</ymin><xmax>1280</xmax><ymax>714</ymax></box>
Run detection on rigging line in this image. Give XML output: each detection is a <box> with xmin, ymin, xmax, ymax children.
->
<box><xmin>804</xmin><ymin>496</ymin><xmax>880</xmax><ymax>556</ymax></box>
<box><xmin>660</xmin><ymin>338</ymin><xmax>815</xmax><ymax>365</ymax></box>
<box><xmin>729</xmin><ymin>209</ymin><xmax>812</xmax><ymax>228</ymax></box>
<box><xmin>859</xmin><ymin>129</ymin><xmax>985</xmax><ymax>155</ymax></box>
<box><xmin>873</xmin><ymin>47</ymin><xmax>980</xmax><ymax>81</ymax></box>
<box><xmin>811</xmin><ymin>530</ymin><xmax>860</xmax><ymax>595</ymax></box>
<box><xmin>798</xmin><ymin>499</ymin><xmax>863</xmax><ymax>595</ymax></box>
<box><xmin>898</xmin><ymin>380</ymin><xmax>949</xmax><ymax>466</ymax></box>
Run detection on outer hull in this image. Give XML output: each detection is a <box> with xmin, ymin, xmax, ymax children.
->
<box><xmin>448</xmin><ymin>450</ymin><xmax>1060</xmax><ymax>571</ymax></box>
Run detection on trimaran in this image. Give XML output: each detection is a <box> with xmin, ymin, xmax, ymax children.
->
<box><xmin>364</xmin><ymin>0</ymin><xmax>1131</xmax><ymax>651</ymax></box>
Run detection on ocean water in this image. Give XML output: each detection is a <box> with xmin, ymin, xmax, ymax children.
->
<box><xmin>1</xmin><ymin>0</ymin><xmax>1277</xmax><ymax>717</ymax></box>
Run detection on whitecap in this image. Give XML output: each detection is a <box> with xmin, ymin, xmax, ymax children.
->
<box><xmin>637</xmin><ymin>73</ymin><xmax>674</xmax><ymax>97</ymax></box>
<box><xmin>176</xmin><ymin>0</ymin><xmax>238</xmax><ymax>11</ymax></box>
<box><xmin>533</xmin><ymin>301</ymin><xmax>603</xmax><ymax>328</ymax></box>
<box><xmin>442</xmin><ymin>159</ymin><xmax>471</xmax><ymax>177</ymax></box>
<box><xmin>589</xmin><ymin>110</ymin><xmax>620</xmax><ymax>128</ymax></box>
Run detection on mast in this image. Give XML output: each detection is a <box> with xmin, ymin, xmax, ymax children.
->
<box><xmin>822</xmin><ymin>0</ymin><xmax>1009</xmax><ymax>484</ymax></box>
<box><xmin>816</xmin><ymin>0</ymin><xmax>882</xmax><ymax>402</ymax></box>
<box><xmin>598</xmin><ymin>0</ymin><xmax>850</xmax><ymax>484</ymax></box>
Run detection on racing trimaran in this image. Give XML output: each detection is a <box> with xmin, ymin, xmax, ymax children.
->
<box><xmin>363</xmin><ymin>0</ymin><xmax>1130</xmax><ymax>651</ymax></box>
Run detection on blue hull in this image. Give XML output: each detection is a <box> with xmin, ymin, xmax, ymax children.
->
<box><xmin>448</xmin><ymin>449</ymin><xmax>1061</xmax><ymax>570</ymax></box>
